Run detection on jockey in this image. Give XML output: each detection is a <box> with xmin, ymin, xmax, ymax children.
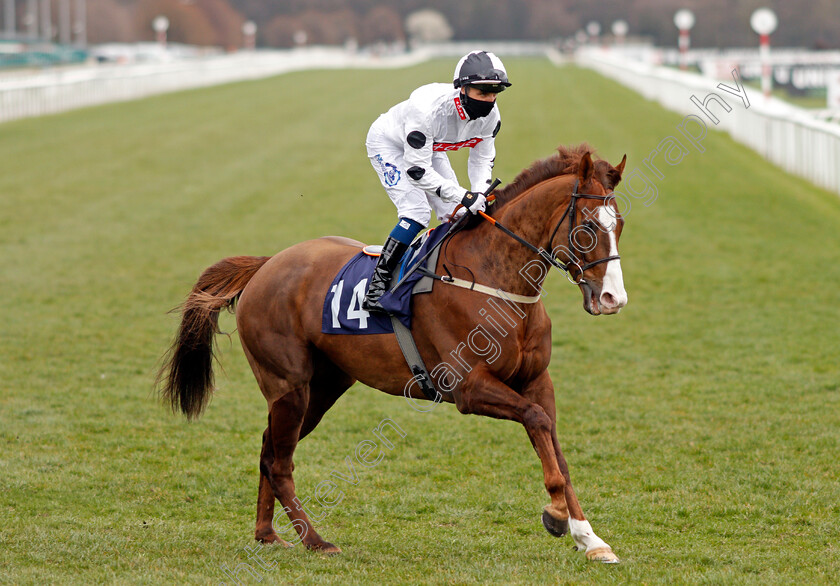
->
<box><xmin>362</xmin><ymin>50</ymin><xmax>511</xmax><ymax>313</ymax></box>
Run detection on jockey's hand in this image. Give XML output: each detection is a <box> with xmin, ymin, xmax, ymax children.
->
<box><xmin>460</xmin><ymin>191</ymin><xmax>487</xmax><ymax>215</ymax></box>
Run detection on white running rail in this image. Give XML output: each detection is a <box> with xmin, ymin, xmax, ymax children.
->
<box><xmin>0</xmin><ymin>48</ymin><xmax>429</xmax><ymax>124</ymax></box>
<box><xmin>577</xmin><ymin>47</ymin><xmax>840</xmax><ymax>196</ymax></box>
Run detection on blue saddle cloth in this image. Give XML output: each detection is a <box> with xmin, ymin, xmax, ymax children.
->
<box><xmin>321</xmin><ymin>223</ymin><xmax>452</xmax><ymax>335</ymax></box>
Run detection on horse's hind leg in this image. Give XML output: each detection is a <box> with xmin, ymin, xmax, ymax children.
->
<box><xmin>299</xmin><ymin>352</ymin><xmax>355</xmax><ymax>441</ymax></box>
<box><xmin>255</xmin><ymin>426</ymin><xmax>288</xmax><ymax>545</ymax></box>
<box><xmin>257</xmin><ymin>380</ymin><xmax>342</xmax><ymax>553</ymax></box>
<box><xmin>252</xmin><ymin>353</ymin><xmax>354</xmax><ymax>552</ymax></box>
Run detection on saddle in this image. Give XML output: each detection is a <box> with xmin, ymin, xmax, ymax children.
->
<box><xmin>321</xmin><ymin>224</ymin><xmax>452</xmax><ymax>336</ymax></box>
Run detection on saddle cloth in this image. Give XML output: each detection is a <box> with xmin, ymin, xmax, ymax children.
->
<box><xmin>321</xmin><ymin>223</ymin><xmax>452</xmax><ymax>335</ymax></box>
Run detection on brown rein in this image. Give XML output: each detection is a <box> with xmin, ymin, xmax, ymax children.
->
<box><xmin>480</xmin><ymin>179</ymin><xmax>620</xmax><ymax>286</ymax></box>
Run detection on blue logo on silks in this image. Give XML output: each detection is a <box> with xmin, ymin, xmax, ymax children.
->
<box><xmin>383</xmin><ymin>162</ymin><xmax>400</xmax><ymax>186</ymax></box>
<box><xmin>375</xmin><ymin>155</ymin><xmax>401</xmax><ymax>187</ymax></box>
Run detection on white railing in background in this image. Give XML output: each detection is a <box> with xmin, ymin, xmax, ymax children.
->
<box><xmin>576</xmin><ymin>47</ymin><xmax>840</xmax><ymax>196</ymax></box>
<box><xmin>7</xmin><ymin>43</ymin><xmax>838</xmax><ymax>195</ymax></box>
<box><xmin>0</xmin><ymin>42</ymin><xmax>568</xmax><ymax>125</ymax></box>
<box><xmin>0</xmin><ymin>48</ymin><xmax>429</xmax><ymax>124</ymax></box>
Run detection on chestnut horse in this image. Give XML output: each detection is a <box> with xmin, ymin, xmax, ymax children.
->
<box><xmin>158</xmin><ymin>145</ymin><xmax>628</xmax><ymax>563</ymax></box>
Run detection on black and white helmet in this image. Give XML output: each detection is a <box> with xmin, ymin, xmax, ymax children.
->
<box><xmin>453</xmin><ymin>51</ymin><xmax>512</xmax><ymax>93</ymax></box>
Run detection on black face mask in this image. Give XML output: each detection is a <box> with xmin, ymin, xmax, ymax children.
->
<box><xmin>460</xmin><ymin>90</ymin><xmax>495</xmax><ymax>120</ymax></box>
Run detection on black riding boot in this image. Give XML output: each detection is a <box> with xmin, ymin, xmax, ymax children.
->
<box><xmin>362</xmin><ymin>236</ymin><xmax>409</xmax><ymax>313</ymax></box>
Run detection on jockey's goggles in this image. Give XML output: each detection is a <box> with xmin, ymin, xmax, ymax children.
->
<box><xmin>467</xmin><ymin>82</ymin><xmax>508</xmax><ymax>94</ymax></box>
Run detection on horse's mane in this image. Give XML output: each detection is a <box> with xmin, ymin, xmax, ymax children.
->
<box><xmin>493</xmin><ymin>143</ymin><xmax>595</xmax><ymax>208</ymax></box>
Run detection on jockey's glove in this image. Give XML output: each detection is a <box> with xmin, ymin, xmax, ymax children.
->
<box><xmin>460</xmin><ymin>191</ymin><xmax>487</xmax><ymax>215</ymax></box>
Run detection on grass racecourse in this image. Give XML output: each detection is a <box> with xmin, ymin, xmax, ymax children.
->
<box><xmin>2</xmin><ymin>58</ymin><xmax>840</xmax><ymax>584</ymax></box>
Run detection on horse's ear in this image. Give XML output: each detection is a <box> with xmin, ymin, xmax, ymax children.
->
<box><xmin>578</xmin><ymin>151</ymin><xmax>594</xmax><ymax>183</ymax></box>
<box><xmin>615</xmin><ymin>154</ymin><xmax>627</xmax><ymax>176</ymax></box>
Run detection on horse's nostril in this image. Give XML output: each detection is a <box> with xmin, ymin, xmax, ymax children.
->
<box><xmin>600</xmin><ymin>291</ymin><xmax>617</xmax><ymax>308</ymax></box>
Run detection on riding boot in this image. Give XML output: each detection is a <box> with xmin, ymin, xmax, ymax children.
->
<box><xmin>362</xmin><ymin>236</ymin><xmax>409</xmax><ymax>313</ymax></box>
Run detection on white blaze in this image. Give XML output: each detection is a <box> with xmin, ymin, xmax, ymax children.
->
<box><xmin>598</xmin><ymin>206</ymin><xmax>628</xmax><ymax>309</ymax></box>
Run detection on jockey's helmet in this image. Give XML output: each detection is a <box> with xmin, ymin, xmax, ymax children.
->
<box><xmin>453</xmin><ymin>51</ymin><xmax>512</xmax><ymax>93</ymax></box>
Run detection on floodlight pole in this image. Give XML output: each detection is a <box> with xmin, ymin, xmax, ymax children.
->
<box><xmin>153</xmin><ymin>15</ymin><xmax>169</xmax><ymax>48</ymax></box>
<box><xmin>611</xmin><ymin>20</ymin><xmax>628</xmax><ymax>46</ymax></box>
<box><xmin>674</xmin><ymin>10</ymin><xmax>695</xmax><ymax>71</ymax></box>
<box><xmin>750</xmin><ymin>8</ymin><xmax>778</xmax><ymax>99</ymax></box>
<box><xmin>759</xmin><ymin>34</ymin><xmax>771</xmax><ymax>98</ymax></box>
<box><xmin>586</xmin><ymin>21</ymin><xmax>601</xmax><ymax>46</ymax></box>
<box><xmin>242</xmin><ymin>21</ymin><xmax>256</xmax><ymax>51</ymax></box>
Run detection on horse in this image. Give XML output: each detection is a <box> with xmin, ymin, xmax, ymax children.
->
<box><xmin>157</xmin><ymin>144</ymin><xmax>628</xmax><ymax>563</ymax></box>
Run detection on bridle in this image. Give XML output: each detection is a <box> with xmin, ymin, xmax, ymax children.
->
<box><xmin>546</xmin><ymin>178</ymin><xmax>621</xmax><ymax>284</ymax></box>
<box><xmin>480</xmin><ymin>178</ymin><xmax>620</xmax><ymax>286</ymax></box>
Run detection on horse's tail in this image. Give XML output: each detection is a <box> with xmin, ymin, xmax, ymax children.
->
<box><xmin>157</xmin><ymin>255</ymin><xmax>271</xmax><ymax>420</ymax></box>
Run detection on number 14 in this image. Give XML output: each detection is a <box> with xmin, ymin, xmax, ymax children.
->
<box><xmin>330</xmin><ymin>279</ymin><xmax>370</xmax><ymax>329</ymax></box>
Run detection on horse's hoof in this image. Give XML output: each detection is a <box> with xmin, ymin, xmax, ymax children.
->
<box><xmin>306</xmin><ymin>541</ymin><xmax>342</xmax><ymax>555</ymax></box>
<box><xmin>541</xmin><ymin>506</ymin><xmax>569</xmax><ymax>537</ymax></box>
<box><xmin>255</xmin><ymin>532</ymin><xmax>293</xmax><ymax>547</ymax></box>
<box><xmin>585</xmin><ymin>547</ymin><xmax>620</xmax><ymax>564</ymax></box>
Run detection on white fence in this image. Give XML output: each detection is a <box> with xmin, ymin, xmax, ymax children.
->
<box><xmin>0</xmin><ymin>42</ymin><xmax>569</xmax><ymax>125</ymax></box>
<box><xmin>577</xmin><ymin>47</ymin><xmax>840</xmax><ymax>196</ymax></box>
<box><xmin>0</xmin><ymin>48</ymin><xmax>429</xmax><ymax>124</ymax></box>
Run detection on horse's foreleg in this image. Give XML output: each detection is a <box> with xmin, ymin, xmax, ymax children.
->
<box><xmin>455</xmin><ymin>368</ymin><xmax>570</xmax><ymax>532</ymax></box>
<box><xmin>526</xmin><ymin>373</ymin><xmax>619</xmax><ymax>563</ymax></box>
<box><xmin>549</xmin><ymin>432</ymin><xmax>619</xmax><ymax>563</ymax></box>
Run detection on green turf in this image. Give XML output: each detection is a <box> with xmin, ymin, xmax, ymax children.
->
<box><xmin>2</xmin><ymin>58</ymin><xmax>839</xmax><ymax>584</ymax></box>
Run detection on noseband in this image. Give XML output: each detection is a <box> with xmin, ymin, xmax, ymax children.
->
<box><xmin>480</xmin><ymin>179</ymin><xmax>620</xmax><ymax>286</ymax></box>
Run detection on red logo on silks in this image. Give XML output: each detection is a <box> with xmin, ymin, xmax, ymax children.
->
<box><xmin>433</xmin><ymin>137</ymin><xmax>484</xmax><ymax>152</ymax></box>
<box><xmin>454</xmin><ymin>97</ymin><xmax>466</xmax><ymax>120</ymax></box>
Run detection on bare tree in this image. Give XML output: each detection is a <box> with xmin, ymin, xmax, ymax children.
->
<box><xmin>405</xmin><ymin>9</ymin><xmax>452</xmax><ymax>44</ymax></box>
